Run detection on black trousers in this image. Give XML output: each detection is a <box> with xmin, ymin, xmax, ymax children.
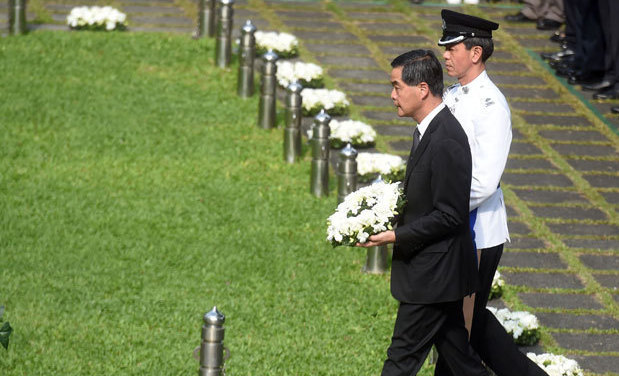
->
<box><xmin>434</xmin><ymin>245</ymin><xmax>548</xmax><ymax>376</ymax></box>
<box><xmin>563</xmin><ymin>0</ymin><xmax>605</xmax><ymax>72</ymax></box>
<box><xmin>381</xmin><ymin>300</ymin><xmax>488</xmax><ymax>376</ymax></box>
<box><xmin>598</xmin><ymin>0</ymin><xmax>619</xmax><ymax>88</ymax></box>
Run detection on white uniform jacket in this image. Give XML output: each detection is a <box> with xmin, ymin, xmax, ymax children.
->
<box><xmin>443</xmin><ymin>70</ymin><xmax>512</xmax><ymax>249</ymax></box>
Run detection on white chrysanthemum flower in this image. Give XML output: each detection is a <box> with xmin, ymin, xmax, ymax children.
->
<box><xmin>326</xmin><ymin>181</ymin><xmax>404</xmax><ymax>247</ymax></box>
<box><xmin>328</xmin><ymin>120</ymin><xmax>376</xmax><ymax>147</ymax></box>
<box><xmin>526</xmin><ymin>353</ymin><xmax>584</xmax><ymax>376</ymax></box>
<box><xmin>67</xmin><ymin>6</ymin><xmax>127</xmax><ymax>31</ymax></box>
<box><xmin>487</xmin><ymin>307</ymin><xmax>540</xmax><ymax>345</ymax></box>
<box><xmin>276</xmin><ymin>61</ymin><xmax>323</xmax><ymax>88</ymax></box>
<box><xmin>301</xmin><ymin>88</ymin><xmax>349</xmax><ymax>115</ymax></box>
<box><xmin>357</xmin><ymin>153</ymin><xmax>405</xmax><ymax>176</ymax></box>
<box><xmin>255</xmin><ymin>31</ymin><xmax>298</xmax><ymax>56</ymax></box>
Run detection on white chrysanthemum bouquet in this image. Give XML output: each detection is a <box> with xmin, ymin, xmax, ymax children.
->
<box><xmin>488</xmin><ymin>307</ymin><xmax>541</xmax><ymax>346</ymax></box>
<box><xmin>67</xmin><ymin>6</ymin><xmax>127</xmax><ymax>31</ymax></box>
<box><xmin>276</xmin><ymin>61</ymin><xmax>324</xmax><ymax>88</ymax></box>
<box><xmin>489</xmin><ymin>270</ymin><xmax>505</xmax><ymax>299</ymax></box>
<box><xmin>357</xmin><ymin>152</ymin><xmax>406</xmax><ymax>183</ymax></box>
<box><xmin>329</xmin><ymin>120</ymin><xmax>377</xmax><ymax>149</ymax></box>
<box><xmin>526</xmin><ymin>353</ymin><xmax>584</xmax><ymax>376</ymax></box>
<box><xmin>326</xmin><ymin>181</ymin><xmax>405</xmax><ymax>247</ymax></box>
<box><xmin>302</xmin><ymin>88</ymin><xmax>350</xmax><ymax>117</ymax></box>
<box><xmin>255</xmin><ymin>31</ymin><xmax>299</xmax><ymax>58</ymax></box>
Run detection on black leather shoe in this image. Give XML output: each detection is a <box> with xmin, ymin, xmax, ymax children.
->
<box><xmin>550</xmin><ymin>31</ymin><xmax>566</xmax><ymax>44</ymax></box>
<box><xmin>540</xmin><ymin>48</ymin><xmax>575</xmax><ymax>62</ymax></box>
<box><xmin>582</xmin><ymin>80</ymin><xmax>613</xmax><ymax>91</ymax></box>
<box><xmin>505</xmin><ymin>12</ymin><xmax>535</xmax><ymax>22</ymax></box>
<box><xmin>556</xmin><ymin>66</ymin><xmax>577</xmax><ymax>78</ymax></box>
<box><xmin>569</xmin><ymin>71</ymin><xmax>605</xmax><ymax>85</ymax></box>
<box><xmin>593</xmin><ymin>86</ymin><xmax>619</xmax><ymax>100</ymax></box>
<box><xmin>611</xmin><ymin>106</ymin><xmax>619</xmax><ymax>114</ymax></box>
<box><xmin>537</xmin><ymin>18</ymin><xmax>562</xmax><ymax>30</ymax></box>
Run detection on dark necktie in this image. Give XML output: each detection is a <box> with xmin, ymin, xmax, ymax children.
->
<box><xmin>412</xmin><ymin>127</ymin><xmax>421</xmax><ymax>155</ymax></box>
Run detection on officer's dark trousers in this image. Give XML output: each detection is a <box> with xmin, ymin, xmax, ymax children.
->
<box><xmin>434</xmin><ymin>245</ymin><xmax>548</xmax><ymax>376</ymax></box>
<box><xmin>382</xmin><ymin>300</ymin><xmax>488</xmax><ymax>376</ymax></box>
<box><xmin>563</xmin><ymin>0</ymin><xmax>605</xmax><ymax>73</ymax></box>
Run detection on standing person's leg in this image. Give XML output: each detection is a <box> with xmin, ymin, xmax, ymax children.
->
<box><xmin>545</xmin><ymin>0</ymin><xmax>565</xmax><ymax>23</ymax></box>
<box><xmin>470</xmin><ymin>245</ymin><xmax>549</xmax><ymax>376</ymax></box>
<box><xmin>432</xmin><ymin>301</ymin><xmax>488</xmax><ymax>376</ymax></box>
<box><xmin>591</xmin><ymin>0</ymin><xmax>619</xmax><ymax>98</ymax></box>
<box><xmin>381</xmin><ymin>302</ymin><xmax>445</xmax><ymax>376</ymax></box>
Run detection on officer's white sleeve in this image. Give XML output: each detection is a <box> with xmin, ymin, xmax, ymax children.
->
<box><xmin>469</xmin><ymin>101</ymin><xmax>512</xmax><ymax>210</ymax></box>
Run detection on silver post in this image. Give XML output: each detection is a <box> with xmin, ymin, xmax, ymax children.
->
<box><xmin>258</xmin><ymin>50</ymin><xmax>279</xmax><ymax>129</ymax></box>
<box><xmin>215</xmin><ymin>0</ymin><xmax>234</xmax><ymax>68</ymax></box>
<box><xmin>310</xmin><ymin>109</ymin><xmax>331</xmax><ymax>197</ymax></box>
<box><xmin>337</xmin><ymin>143</ymin><xmax>358</xmax><ymax>203</ymax></box>
<box><xmin>284</xmin><ymin>81</ymin><xmax>303</xmax><ymax>163</ymax></box>
<box><xmin>198</xmin><ymin>307</ymin><xmax>226</xmax><ymax>376</ymax></box>
<box><xmin>8</xmin><ymin>0</ymin><xmax>27</xmax><ymax>35</ymax></box>
<box><xmin>237</xmin><ymin>20</ymin><xmax>257</xmax><ymax>98</ymax></box>
<box><xmin>362</xmin><ymin>175</ymin><xmax>389</xmax><ymax>274</ymax></box>
<box><xmin>197</xmin><ymin>0</ymin><xmax>216</xmax><ymax>38</ymax></box>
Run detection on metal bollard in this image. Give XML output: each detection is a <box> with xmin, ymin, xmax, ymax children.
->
<box><xmin>237</xmin><ymin>20</ymin><xmax>257</xmax><ymax>98</ymax></box>
<box><xmin>8</xmin><ymin>0</ymin><xmax>27</xmax><ymax>35</ymax></box>
<box><xmin>310</xmin><ymin>109</ymin><xmax>331</xmax><ymax>197</ymax></box>
<box><xmin>198</xmin><ymin>307</ymin><xmax>227</xmax><ymax>376</ymax></box>
<box><xmin>337</xmin><ymin>143</ymin><xmax>358</xmax><ymax>203</ymax></box>
<box><xmin>362</xmin><ymin>175</ymin><xmax>389</xmax><ymax>274</ymax></box>
<box><xmin>197</xmin><ymin>0</ymin><xmax>216</xmax><ymax>38</ymax></box>
<box><xmin>257</xmin><ymin>50</ymin><xmax>279</xmax><ymax>129</ymax></box>
<box><xmin>283</xmin><ymin>81</ymin><xmax>303</xmax><ymax>163</ymax></box>
<box><xmin>215</xmin><ymin>0</ymin><xmax>234</xmax><ymax>68</ymax></box>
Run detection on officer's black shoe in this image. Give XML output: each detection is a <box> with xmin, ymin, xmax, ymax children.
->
<box><xmin>611</xmin><ymin>106</ymin><xmax>619</xmax><ymax>114</ymax></box>
<box><xmin>582</xmin><ymin>80</ymin><xmax>613</xmax><ymax>91</ymax></box>
<box><xmin>568</xmin><ymin>71</ymin><xmax>605</xmax><ymax>85</ymax></box>
<box><xmin>550</xmin><ymin>31</ymin><xmax>566</xmax><ymax>44</ymax></box>
<box><xmin>537</xmin><ymin>18</ymin><xmax>562</xmax><ymax>30</ymax></box>
<box><xmin>556</xmin><ymin>66</ymin><xmax>577</xmax><ymax>78</ymax></box>
<box><xmin>592</xmin><ymin>86</ymin><xmax>619</xmax><ymax>100</ymax></box>
<box><xmin>505</xmin><ymin>12</ymin><xmax>535</xmax><ymax>22</ymax></box>
<box><xmin>540</xmin><ymin>48</ymin><xmax>575</xmax><ymax>62</ymax></box>
<box><xmin>549</xmin><ymin>56</ymin><xmax>575</xmax><ymax>70</ymax></box>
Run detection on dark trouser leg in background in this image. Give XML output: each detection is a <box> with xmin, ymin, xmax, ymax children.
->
<box><xmin>434</xmin><ymin>245</ymin><xmax>548</xmax><ymax>376</ymax></box>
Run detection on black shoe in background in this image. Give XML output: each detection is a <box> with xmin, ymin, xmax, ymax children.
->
<box><xmin>537</xmin><ymin>19</ymin><xmax>562</xmax><ymax>30</ymax></box>
<box><xmin>592</xmin><ymin>86</ymin><xmax>619</xmax><ymax>100</ymax></box>
<box><xmin>550</xmin><ymin>31</ymin><xmax>566</xmax><ymax>44</ymax></box>
<box><xmin>569</xmin><ymin>71</ymin><xmax>605</xmax><ymax>85</ymax></box>
<box><xmin>505</xmin><ymin>12</ymin><xmax>535</xmax><ymax>22</ymax></box>
<box><xmin>582</xmin><ymin>80</ymin><xmax>613</xmax><ymax>91</ymax></box>
<box><xmin>611</xmin><ymin>106</ymin><xmax>619</xmax><ymax>114</ymax></box>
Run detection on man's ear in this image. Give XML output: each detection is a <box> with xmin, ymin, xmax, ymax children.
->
<box><xmin>471</xmin><ymin>46</ymin><xmax>483</xmax><ymax>64</ymax></box>
<box><xmin>418</xmin><ymin>82</ymin><xmax>430</xmax><ymax>99</ymax></box>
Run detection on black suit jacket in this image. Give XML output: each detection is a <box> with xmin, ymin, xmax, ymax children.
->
<box><xmin>392</xmin><ymin>106</ymin><xmax>477</xmax><ymax>304</ymax></box>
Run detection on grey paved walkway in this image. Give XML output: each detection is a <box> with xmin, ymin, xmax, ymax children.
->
<box><xmin>4</xmin><ymin>0</ymin><xmax>618</xmax><ymax>374</ymax></box>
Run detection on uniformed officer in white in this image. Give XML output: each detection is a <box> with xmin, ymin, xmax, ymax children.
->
<box><xmin>433</xmin><ymin>9</ymin><xmax>548</xmax><ymax>376</ymax></box>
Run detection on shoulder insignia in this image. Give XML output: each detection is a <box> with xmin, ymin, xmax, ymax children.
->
<box><xmin>484</xmin><ymin>97</ymin><xmax>495</xmax><ymax>107</ymax></box>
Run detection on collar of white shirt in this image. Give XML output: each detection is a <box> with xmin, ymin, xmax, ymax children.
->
<box><xmin>460</xmin><ymin>70</ymin><xmax>489</xmax><ymax>94</ymax></box>
<box><xmin>417</xmin><ymin>102</ymin><xmax>445</xmax><ymax>139</ymax></box>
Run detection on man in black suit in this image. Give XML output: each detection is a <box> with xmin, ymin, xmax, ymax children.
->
<box><xmin>358</xmin><ymin>49</ymin><xmax>488</xmax><ymax>376</ymax></box>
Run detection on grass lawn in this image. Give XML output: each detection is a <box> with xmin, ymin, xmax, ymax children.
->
<box><xmin>0</xmin><ymin>31</ymin><xmax>435</xmax><ymax>375</ymax></box>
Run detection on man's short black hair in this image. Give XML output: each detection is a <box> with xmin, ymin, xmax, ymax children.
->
<box><xmin>390</xmin><ymin>49</ymin><xmax>444</xmax><ymax>97</ymax></box>
<box><xmin>462</xmin><ymin>37</ymin><xmax>494</xmax><ymax>62</ymax></box>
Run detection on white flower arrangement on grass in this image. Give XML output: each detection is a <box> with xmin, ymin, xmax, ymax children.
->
<box><xmin>526</xmin><ymin>353</ymin><xmax>584</xmax><ymax>376</ymax></box>
<box><xmin>489</xmin><ymin>270</ymin><xmax>505</xmax><ymax>300</ymax></box>
<box><xmin>329</xmin><ymin>120</ymin><xmax>377</xmax><ymax>149</ymax></box>
<box><xmin>276</xmin><ymin>61</ymin><xmax>324</xmax><ymax>89</ymax></box>
<box><xmin>487</xmin><ymin>307</ymin><xmax>541</xmax><ymax>346</ymax></box>
<box><xmin>326</xmin><ymin>181</ymin><xmax>405</xmax><ymax>247</ymax></box>
<box><xmin>255</xmin><ymin>31</ymin><xmax>299</xmax><ymax>58</ymax></box>
<box><xmin>357</xmin><ymin>152</ymin><xmax>406</xmax><ymax>183</ymax></box>
<box><xmin>67</xmin><ymin>6</ymin><xmax>127</xmax><ymax>31</ymax></box>
<box><xmin>301</xmin><ymin>88</ymin><xmax>350</xmax><ymax>117</ymax></box>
